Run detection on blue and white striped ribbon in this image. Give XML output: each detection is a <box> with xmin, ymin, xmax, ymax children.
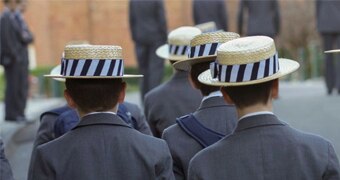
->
<box><xmin>169</xmin><ymin>44</ymin><xmax>189</xmax><ymax>56</ymax></box>
<box><xmin>60</xmin><ymin>59</ymin><xmax>124</xmax><ymax>77</ymax></box>
<box><xmin>188</xmin><ymin>42</ymin><xmax>221</xmax><ymax>58</ymax></box>
<box><xmin>210</xmin><ymin>52</ymin><xmax>279</xmax><ymax>83</ymax></box>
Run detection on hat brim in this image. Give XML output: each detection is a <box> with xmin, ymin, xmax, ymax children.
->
<box><xmin>156</xmin><ymin>44</ymin><xmax>188</xmax><ymax>61</ymax></box>
<box><xmin>173</xmin><ymin>55</ymin><xmax>216</xmax><ymax>71</ymax></box>
<box><xmin>324</xmin><ymin>49</ymin><xmax>340</xmax><ymax>54</ymax></box>
<box><xmin>198</xmin><ymin>58</ymin><xmax>300</xmax><ymax>86</ymax></box>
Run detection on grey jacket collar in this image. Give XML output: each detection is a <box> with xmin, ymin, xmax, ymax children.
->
<box><xmin>197</xmin><ymin>96</ymin><xmax>229</xmax><ymax>111</ymax></box>
<box><xmin>171</xmin><ymin>70</ymin><xmax>189</xmax><ymax>80</ymax></box>
<box><xmin>234</xmin><ymin>114</ymin><xmax>286</xmax><ymax>133</ymax></box>
<box><xmin>73</xmin><ymin>113</ymin><xmax>132</xmax><ymax>130</ymax></box>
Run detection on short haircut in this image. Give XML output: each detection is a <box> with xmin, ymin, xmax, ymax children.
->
<box><xmin>221</xmin><ymin>80</ymin><xmax>274</xmax><ymax>108</ymax></box>
<box><xmin>65</xmin><ymin>78</ymin><xmax>124</xmax><ymax>113</ymax></box>
<box><xmin>190</xmin><ymin>61</ymin><xmax>220</xmax><ymax>96</ymax></box>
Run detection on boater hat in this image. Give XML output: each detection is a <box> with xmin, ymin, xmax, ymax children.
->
<box><xmin>156</xmin><ymin>26</ymin><xmax>202</xmax><ymax>61</ymax></box>
<box><xmin>45</xmin><ymin>45</ymin><xmax>143</xmax><ymax>79</ymax></box>
<box><xmin>195</xmin><ymin>21</ymin><xmax>217</xmax><ymax>33</ymax></box>
<box><xmin>198</xmin><ymin>36</ymin><xmax>300</xmax><ymax>86</ymax></box>
<box><xmin>173</xmin><ymin>31</ymin><xmax>240</xmax><ymax>71</ymax></box>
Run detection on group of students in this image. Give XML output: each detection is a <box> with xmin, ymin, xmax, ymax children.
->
<box><xmin>13</xmin><ymin>26</ymin><xmax>340</xmax><ymax>179</ymax></box>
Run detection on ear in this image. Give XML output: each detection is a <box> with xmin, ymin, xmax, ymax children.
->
<box><xmin>188</xmin><ymin>72</ymin><xmax>199</xmax><ymax>89</ymax></box>
<box><xmin>220</xmin><ymin>87</ymin><xmax>234</xmax><ymax>105</ymax></box>
<box><xmin>117</xmin><ymin>82</ymin><xmax>126</xmax><ymax>104</ymax></box>
<box><xmin>64</xmin><ymin>89</ymin><xmax>77</xmax><ymax>109</ymax></box>
<box><xmin>271</xmin><ymin>79</ymin><xmax>279</xmax><ymax>99</ymax></box>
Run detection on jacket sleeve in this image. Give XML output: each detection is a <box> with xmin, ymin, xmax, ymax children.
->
<box><xmin>157</xmin><ymin>0</ymin><xmax>167</xmax><ymax>41</ymax></box>
<box><xmin>0</xmin><ymin>139</ymin><xmax>14</xmax><ymax>180</ymax></box>
<box><xmin>2</xmin><ymin>14</ymin><xmax>20</xmax><ymax>59</ymax></box>
<box><xmin>237</xmin><ymin>0</ymin><xmax>246</xmax><ymax>35</ymax></box>
<box><xmin>218</xmin><ymin>0</ymin><xmax>228</xmax><ymax>31</ymax></box>
<box><xmin>128</xmin><ymin>1</ymin><xmax>136</xmax><ymax>41</ymax></box>
<box><xmin>129</xmin><ymin>103</ymin><xmax>153</xmax><ymax>135</ymax></box>
<box><xmin>272</xmin><ymin>0</ymin><xmax>281</xmax><ymax>36</ymax></box>
<box><xmin>156</xmin><ymin>141</ymin><xmax>175</xmax><ymax>180</ymax></box>
<box><xmin>28</xmin><ymin>147</ymin><xmax>55</xmax><ymax>180</ymax></box>
<box><xmin>323</xmin><ymin>142</ymin><xmax>340</xmax><ymax>179</ymax></box>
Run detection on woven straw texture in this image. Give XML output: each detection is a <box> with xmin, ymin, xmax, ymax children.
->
<box><xmin>191</xmin><ymin>32</ymin><xmax>240</xmax><ymax>46</ymax></box>
<box><xmin>64</xmin><ymin>45</ymin><xmax>123</xmax><ymax>59</ymax></box>
<box><xmin>217</xmin><ymin>36</ymin><xmax>276</xmax><ymax>65</ymax></box>
<box><xmin>168</xmin><ymin>26</ymin><xmax>201</xmax><ymax>45</ymax></box>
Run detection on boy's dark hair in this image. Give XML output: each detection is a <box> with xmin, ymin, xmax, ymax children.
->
<box><xmin>190</xmin><ymin>61</ymin><xmax>220</xmax><ymax>96</ymax></box>
<box><xmin>221</xmin><ymin>80</ymin><xmax>274</xmax><ymax>108</ymax></box>
<box><xmin>65</xmin><ymin>78</ymin><xmax>124</xmax><ymax>113</ymax></box>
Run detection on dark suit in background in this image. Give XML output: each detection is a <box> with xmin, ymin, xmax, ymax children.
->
<box><xmin>316</xmin><ymin>0</ymin><xmax>340</xmax><ymax>94</ymax></box>
<box><xmin>162</xmin><ymin>96</ymin><xmax>237</xmax><ymax>180</ymax></box>
<box><xmin>144</xmin><ymin>71</ymin><xmax>202</xmax><ymax>138</ymax></box>
<box><xmin>129</xmin><ymin>0</ymin><xmax>167</xmax><ymax>101</ymax></box>
<box><xmin>193</xmin><ymin>0</ymin><xmax>228</xmax><ymax>31</ymax></box>
<box><xmin>0</xmin><ymin>7</ymin><xmax>33</xmax><ymax>121</ymax></box>
<box><xmin>29</xmin><ymin>113</ymin><xmax>174</xmax><ymax>180</ymax></box>
<box><xmin>188</xmin><ymin>114</ymin><xmax>340</xmax><ymax>179</ymax></box>
<box><xmin>0</xmin><ymin>138</ymin><xmax>14</xmax><ymax>180</ymax></box>
<box><xmin>237</xmin><ymin>0</ymin><xmax>280</xmax><ymax>38</ymax></box>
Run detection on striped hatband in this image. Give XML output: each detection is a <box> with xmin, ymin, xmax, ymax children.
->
<box><xmin>198</xmin><ymin>36</ymin><xmax>300</xmax><ymax>86</ymax></box>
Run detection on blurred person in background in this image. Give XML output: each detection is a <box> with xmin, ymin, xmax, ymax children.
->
<box><xmin>316</xmin><ymin>0</ymin><xmax>340</xmax><ymax>95</ymax></box>
<box><xmin>0</xmin><ymin>0</ymin><xmax>33</xmax><ymax>122</ymax></box>
<box><xmin>237</xmin><ymin>0</ymin><xmax>280</xmax><ymax>39</ymax></box>
<box><xmin>192</xmin><ymin>0</ymin><xmax>228</xmax><ymax>31</ymax></box>
<box><xmin>129</xmin><ymin>0</ymin><xmax>167</xmax><ymax>102</ymax></box>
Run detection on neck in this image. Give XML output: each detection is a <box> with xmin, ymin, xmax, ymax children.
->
<box><xmin>78</xmin><ymin>106</ymin><xmax>118</xmax><ymax>118</ymax></box>
<box><xmin>237</xmin><ymin>101</ymin><xmax>273</xmax><ymax>120</ymax></box>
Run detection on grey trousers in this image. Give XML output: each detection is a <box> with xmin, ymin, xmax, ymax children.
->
<box><xmin>4</xmin><ymin>58</ymin><xmax>29</xmax><ymax>120</ymax></box>
<box><xmin>322</xmin><ymin>33</ymin><xmax>340</xmax><ymax>93</ymax></box>
<box><xmin>135</xmin><ymin>42</ymin><xmax>164</xmax><ymax>101</ymax></box>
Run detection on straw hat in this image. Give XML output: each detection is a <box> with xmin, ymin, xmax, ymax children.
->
<box><xmin>195</xmin><ymin>21</ymin><xmax>217</xmax><ymax>33</ymax></box>
<box><xmin>173</xmin><ymin>31</ymin><xmax>240</xmax><ymax>71</ymax></box>
<box><xmin>156</xmin><ymin>26</ymin><xmax>202</xmax><ymax>61</ymax></box>
<box><xmin>198</xmin><ymin>36</ymin><xmax>300</xmax><ymax>86</ymax></box>
<box><xmin>45</xmin><ymin>45</ymin><xmax>143</xmax><ymax>79</ymax></box>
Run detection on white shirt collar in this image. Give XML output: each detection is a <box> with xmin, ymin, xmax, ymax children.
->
<box><xmin>202</xmin><ymin>91</ymin><xmax>223</xmax><ymax>102</ymax></box>
<box><xmin>84</xmin><ymin>111</ymin><xmax>117</xmax><ymax>117</ymax></box>
<box><xmin>239</xmin><ymin>111</ymin><xmax>274</xmax><ymax>121</ymax></box>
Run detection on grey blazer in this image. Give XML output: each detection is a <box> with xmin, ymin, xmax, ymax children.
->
<box><xmin>29</xmin><ymin>113</ymin><xmax>175</xmax><ymax>180</ymax></box>
<box><xmin>192</xmin><ymin>0</ymin><xmax>228</xmax><ymax>31</ymax></box>
<box><xmin>0</xmin><ymin>138</ymin><xmax>14</xmax><ymax>180</ymax></box>
<box><xmin>162</xmin><ymin>96</ymin><xmax>237</xmax><ymax>180</ymax></box>
<box><xmin>28</xmin><ymin>102</ymin><xmax>152</xmax><ymax>178</ymax></box>
<box><xmin>237</xmin><ymin>0</ymin><xmax>280</xmax><ymax>37</ymax></box>
<box><xmin>188</xmin><ymin>114</ymin><xmax>340</xmax><ymax>180</ymax></box>
<box><xmin>316</xmin><ymin>0</ymin><xmax>340</xmax><ymax>34</ymax></box>
<box><xmin>129</xmin><ymin>0</ymin><xmax>167</xmax><ymax>45</ymax></box>
<box><xmin>144</xmin><ymin>71</ymin><xmax>203</xmax><ymax>137</ymax></box>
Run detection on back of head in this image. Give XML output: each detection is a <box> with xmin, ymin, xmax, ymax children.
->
<box><xmin>65</xmin><ymin>78</ymin><xmax>124</xmax><ymax>113</ymax></box>
<box><xmin>190</xmin><ymin>62</ymin><xmax>220</xmax><ymax>96</ymax></box>
<box><xmin>221</xmin><ymin>80</ymin><xmax>274</xmax><ymax>109</ymax></box>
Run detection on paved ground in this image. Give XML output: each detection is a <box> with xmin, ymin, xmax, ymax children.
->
<box><xmin>1</xmin><ymin>79</ymin><xmax>340</xmax><ymax>180</ymax></box>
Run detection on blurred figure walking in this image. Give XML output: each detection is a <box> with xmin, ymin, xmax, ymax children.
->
<box><xmin>316</xmin><ymin>0</ymin><xmax>340</xmax><ymax>95</ymax></box>
<box><xmin>0</xmin><ymin>0</ymin><xmax>34</xmax><ymax>122</ymax></box>
<box><xmin>192</xmin><ymin>0</ymin><xmax>228</xmax><ymax>31</ymax></box>
<box><xmin>237</xmin><ymin>0</ymin><xmax>280</xmax><ymax>38</ymax></box>
<box><xmin>129</xmin><ymin>0</ymin><xmax>167</xmax><ymax>102</ymax></box>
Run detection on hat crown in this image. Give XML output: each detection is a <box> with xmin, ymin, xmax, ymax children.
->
<box><xmin>64</xmin><ymin>45</ymin><xmax>123</xmax><ymax>59</ymax></box>
<box><xmin>190</xmin><ymin>31</ymin><xmax>240</xmax><ymax>46</ymax></box>
<box><xmin>217</xmin><ymin>36</ymin><xmax>276</xmax><ymax>65</ymax></box>
<box><xmin>168</xmin><ymin>26</ymin><xmax>202</xmax><ymax>45</ymax></box>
